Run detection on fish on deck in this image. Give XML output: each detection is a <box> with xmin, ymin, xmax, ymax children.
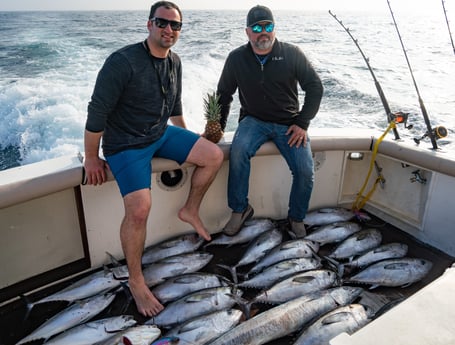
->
<box><xmin>205</xmin><ymin>286</ymin><xmax>364</xmax><ymax>345</ymax></box>
<box><xmin>303</xmin><ymin>208</ymin><xmax>356</xmax><ymax>227</ymax></box>
<box><xmin>16</xmin><ymin>292</ymin><xmax>117</xmax><ymax>345</ymax></box>
<box><xmin>345</xmin><ymin>257</ymin><xmax>433</xmax><ymax>289</ymax></box>
<box><xmin>141</xmin><ymin>233</ymin><xmax>205</xmax><ymax>265</ymax></box>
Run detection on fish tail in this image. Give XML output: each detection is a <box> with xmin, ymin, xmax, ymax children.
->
<box><xmin>239</xmin><ymin>300</ymin><xmax>253</xmax><ymax>319</ymax></box>
<box><xmin>216</xmin><ymin>264</ymin><xmax>238</xmax><ymax>284</ymax></box>
<box><xmin>324</xmin><ymin>255</ymin><xmax>345</xmax><ymax>278</ymax></box>
<box><xmin>118</xmin><ymin>281</ymin><xmax>133</xmax><ymax>314</ymax></box>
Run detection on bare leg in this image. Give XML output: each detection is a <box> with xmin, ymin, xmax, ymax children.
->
<box><xmin>178</xmin><ymin>138</ymin><xmax>224</xmax><ymax>241</ymax></box>
<box><xmin>121</xmin><ymin>189</ymin><xmax>164</xmax><ymax>317</ymax></box>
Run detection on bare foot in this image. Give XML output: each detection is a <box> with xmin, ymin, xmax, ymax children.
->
<box><xmin>179</xmin><ymin>207</ymin><xmax>211</xmax><ymax>241</ymax></box>
<box><xmin>128</xmin><ymin>278</ymin><xmax>164</xmax><ymax>317</ymax></box>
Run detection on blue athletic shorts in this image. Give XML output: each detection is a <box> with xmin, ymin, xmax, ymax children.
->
<box><xmin>105</xmin><ymin>126</ymin><xmax>200</xmax><ymax>197</ymax></box>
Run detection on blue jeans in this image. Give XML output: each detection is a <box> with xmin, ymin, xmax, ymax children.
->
<box><xmin>228</xmin><ymin>116</ymin><xmax>314</xmax><ymax>222</ymax></box>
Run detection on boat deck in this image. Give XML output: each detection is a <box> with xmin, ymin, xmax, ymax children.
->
<box><xmin>0</xmin><ymin>214</ymin><xmax>453</xmax><ymax>345</ymax></box>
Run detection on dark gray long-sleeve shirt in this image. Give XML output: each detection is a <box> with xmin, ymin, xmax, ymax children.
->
<box><xmin>86</xmin><ymin>41</ymin><xmax>182</xmax><ymax>156</ymax></box>
<box><xmin>217</xmin><ymin>39</ymin><xmax>323</xmax><ymax>131</ymax></box>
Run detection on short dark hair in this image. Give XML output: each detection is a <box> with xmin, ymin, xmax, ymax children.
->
<box><xmin>149</xmin><ymin>1</ymin><xmax>182</xmax><ymax>21</ymax></box>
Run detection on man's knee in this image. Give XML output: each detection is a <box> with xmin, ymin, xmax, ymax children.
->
<box><xmin>191</xmin><ymin>139</ymin><xmax>224</xmax><ymax>168</ymax></box>
<box><xmin>208</xmin><ymin>143</ymin><xmax>224</xmax><ymax>166</ymax></box>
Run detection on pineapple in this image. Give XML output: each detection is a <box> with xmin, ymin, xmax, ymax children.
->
<box><xmin>203</xmin><ymin>91</ymin><xmax>223</xmax><ymax>143</ymax></box>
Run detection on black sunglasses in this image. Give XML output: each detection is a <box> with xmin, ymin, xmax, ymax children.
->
<box><xmin>150</xmin><ymin>17</ymin><xmax>182</xmax><ymax>31</ymax></box>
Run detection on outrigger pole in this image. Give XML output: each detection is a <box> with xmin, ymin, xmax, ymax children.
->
<box><xmin>442</xmin><ymin>0</ymin><xmax>455</xmax><ymax>55</ymax></box>
<box><xmin>386</xmin><ymin>0</ymin><xmax>439</xmax><ymax>150</ymax></box>
<box><xmin>328</xmin><ymin>10</ymin><xmax>401</xmax><ymax>140</ymax></box>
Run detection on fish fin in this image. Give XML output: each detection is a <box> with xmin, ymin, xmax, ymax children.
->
<box><xmin>105</xmin><ymin>251</ymin><xmax>122</xmax><ymax>267</ymax></box>
<box><xmin>400</xmin><ymin>282</ymin><xmax>413</xmax><ymax>288</ymax></box>
<box><xmin>384</xmin><ymin>262</ymin><xmax>409</xmax><ymax>270</ymax></box>
<box><xmin>322</xmin><ymin>311</ymin><xmax>351</xmax><ymax>325</ymax></box>
<box><xmin>287</xmin><ymin>230</ymin><xmax>297</xmax><ymax>239</ymax></box>
<box><xmin>151</xmin><ymin>336</ymin><xmax>180</xmax><ymax>345</ymax></box>
<box><xmin>173</xmin><ymin>275</ymin><xmax>204</xmax><ymax>284</ymax></box>
<box><xmin>293</xmin><ymin>276</ymin><xmax>315</xmax><ymax>283</ymax></box>
<box><xmin>20</xmin><ymin>294</ymin><xmax>34</xmax><ymax>321</ymax></box>
<box><xmin>368</xmin><ymin>284</ymin><xmax>380</xmax><ymax>290</ymax></box>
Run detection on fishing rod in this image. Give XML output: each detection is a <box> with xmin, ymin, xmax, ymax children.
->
<box><xmin>328</xmin><ymin>10</ymin><xmax>405</xmax><ymax>140</ymax></box>
<box><xmin>442</xmin><ymin>0</ymin><xmax>455</xmax><ymax>55</ymax></box>
<box><xmin>386</xmin><ymin>0</ymin><xmax>447</xmax><ymax>150</ymax></box>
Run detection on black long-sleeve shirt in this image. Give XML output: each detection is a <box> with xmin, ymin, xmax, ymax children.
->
<box><xmin>85</xmin><ymin>42</ymin><xmax>182</xmax><ymax>156</ymax></box>
<box><xmin>217</xmin><ymin>39</ymin><xmax>323</xmax><ymax>131</ymax></box>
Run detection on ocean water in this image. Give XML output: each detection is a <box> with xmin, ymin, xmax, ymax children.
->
<box><xmin>1</xmin><ymin>8</ymin><xmax>454</xmax><ymax>171</ymax></box>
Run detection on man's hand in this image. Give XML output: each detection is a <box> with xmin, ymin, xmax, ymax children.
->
<box><xmin>84</xmin><ymin>156</ymin><xmax>108</xmax><ymax>185</ymax></box>
<box><xmin>286</xmin><ymin>124</ymin><xmax>307</xmax><ymax>148</ymax></box>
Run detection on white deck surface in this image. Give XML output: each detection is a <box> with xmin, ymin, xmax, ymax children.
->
<box><xmin>331</xmin><ymin>263</ymin><xmax>455</xmax><ymax>345</ymax></box>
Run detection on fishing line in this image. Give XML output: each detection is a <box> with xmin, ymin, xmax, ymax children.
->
<box><xmin>441</xmin><ymin>0</ymin><xmax>455</xmax><ymax>55</ymax></box>
<box><xmin>386</xmin><ymin>0</ymin><xmax>441</xmax><ymax>150</ymax></box>
<box><xmin>328</xmin><ymin>10</ymin><xmax>403</xmax><ymax>140</ymax></box>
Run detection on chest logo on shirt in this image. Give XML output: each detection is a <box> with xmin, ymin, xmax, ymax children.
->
<box><xmin>272</xmin><ymin>56</ymin><xmax>284</xmax><ymax>61</ymax></box>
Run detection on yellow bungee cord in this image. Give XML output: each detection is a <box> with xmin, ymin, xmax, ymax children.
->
<box><xmin>352</xmin><ymin>121</ymin><xmax>397</xmax><ymax>212</ymax></box>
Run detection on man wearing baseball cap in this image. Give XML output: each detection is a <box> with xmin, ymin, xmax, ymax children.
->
<box><xmin>216</xmin><ymin>5</ymin><xmax>323</xmax><ymax>238</ymax></box>
<box><xmin>247</xmin><ymin>4</ymin><xmax>274</xmax><ymax>26</ymax></box>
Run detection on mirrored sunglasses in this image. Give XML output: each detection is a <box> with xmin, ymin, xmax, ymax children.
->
<box><xmin>251</xmin><ymin>22</ymin><xmax>274</xmax><ymax>33</ymax></box>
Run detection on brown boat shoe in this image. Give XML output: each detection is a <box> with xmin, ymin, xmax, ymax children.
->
<box><xmin>222</xmin><ymin>204</ymin><xmax>254</xmax><ymax>236</ymax></box>
<box><xmin>290</xmin><ymin>220</ymin><xmax>307</xmax><ymax>238</ymax></box>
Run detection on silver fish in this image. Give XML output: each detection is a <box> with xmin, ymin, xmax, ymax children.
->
<box><xmin>346</xmin><ymin>242</ymin><xmax>408</xmax><ymax>269</ymax></box>
<box><xmin>247</xmin><ymin>239</ymin><xmax>319</xmax><ymax>276</ymax></box>
<box><xmin>345</xmin><ymin>257</ymin><xmax>433</xmax><ymax>289</ymax></box>
<box><xmin>293</xmin><ymin>303</ymin><xmax>373</xmax><ymax>345</ymax></box>
<box><xmin>238</xmin><ymin>257</ymin><xmax>322</xmax><ymax>289</ymax></box>
<box><xmin>234</xmin><ymin>228</ymin><xmax>283</xmax><ymax>268</ymax></box>
<box><xmin>44</xmin><ymin>315</ymin><xmax>137</xmax><ymax>345</ymax></box>
<box><xmin>164</xmin><ymin>309</ymin><xmax>243</xmax><ymax>345</ymax></box>
<box><xmin>16</xmin><ymin>292</ymin><xmax>116</xmax><ymax>345</ymax></box>
<box><xmin>304</xmin><ymin>208</ymin><xmax>356</xmax><ymax>227</ymax></box>
<box><xmin>146</xmin><ymin>286</ymin><xmax>243</xmax><ymax>328</ymax></box>
<box><xmin>151</xmin><ymin>272</ymin><xmax>231</xmax><ymax>304</ymax></box>
<box><xmin>252</xmin><ymin>269</ymin><xmax>337</xmax><ymax>305</ymax></box>
<box><xmin>142</xmin><ymin>252</ymin><xmax>213</xmax><ymax>287</ymax></box>
<box><xmin>26</xmin><ymin>268</ymin><xmax>122</xmax><ymax>308</ymax></box>
<box><xmin>329</xmin><ymin>228</ymin><xmax>382</xmax><ymax>261</ymax></box>
<box><xmin>142</xmin><ymin>233</ymin><xmax>205</xmax><ymax>265</ymax></box>
<box><xmin>304</xmin><ymin>221</ymin><xmax>362</xmax><ymax>245</ymax></box>
<box><xmin>204</xmin><ymin>218</ymin><xmax>275</xmax><ymax>247</ymax></box>
<box><xmin>95</xmin><ymin>325</ymin><xmax>161</xmax><ymax>345</ymax></box>
<box><xmin>206</xmin><ymin>286</ymin><xmax>363</xmax><ymax>345</ymax></box>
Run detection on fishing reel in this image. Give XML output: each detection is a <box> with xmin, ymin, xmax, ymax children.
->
<box><xmin>391</xmin><ymin>111</ymin><xmax>413</xmax><ymax>130</ymax></box>
<box><xmin>414</xmin><ymin>126</ymin><xmax>448</xmax><ymax>145</ymax></box>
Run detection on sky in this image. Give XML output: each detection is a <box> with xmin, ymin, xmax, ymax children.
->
<box><xmin>0</xmin><ymin>0</ymin><xmax>447</xmax><ymax>14</ymax></box>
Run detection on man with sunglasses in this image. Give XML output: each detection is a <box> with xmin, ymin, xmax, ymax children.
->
<box><xmin>84</xmin><ymin>1</ymin><xmax>223</xmax><ymax>317</ymax></box>
<box><xmin>217</xmin><ymin>5</ymin><xmax>323</xmax><ymax>238</ymax></box>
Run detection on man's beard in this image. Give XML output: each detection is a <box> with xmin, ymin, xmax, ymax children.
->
<box><xmin>253</xmin><ymin>36</ymin><xmax>274</xmax><ymax>51</ymax></box>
